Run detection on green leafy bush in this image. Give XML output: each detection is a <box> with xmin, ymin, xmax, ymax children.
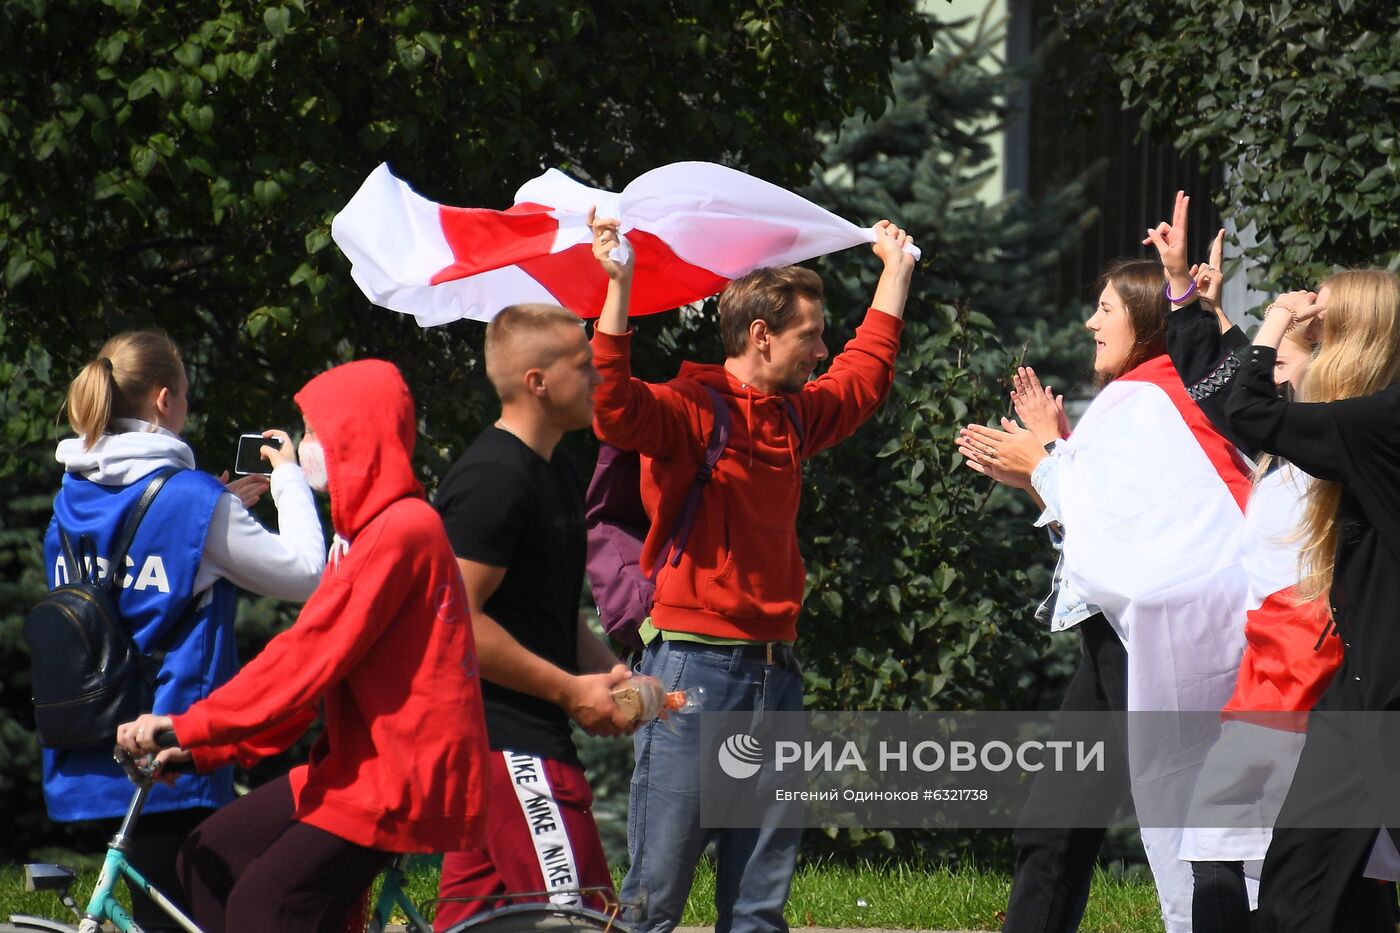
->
<box><xmin>1054</xmin><ymin>0</ymin><xmax>1400</xmax><ymax>295</ymax></box>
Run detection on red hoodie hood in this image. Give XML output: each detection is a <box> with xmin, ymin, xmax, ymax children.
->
<box><xmin>295</xmin><ymin>359</ymin><xmax>423</xmax><ymax>539</ymax></box>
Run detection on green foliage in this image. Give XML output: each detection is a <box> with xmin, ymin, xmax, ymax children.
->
<box><xmin>796</xmin><ymin>11</ymin><xmax>1092</xmax><ymax>723</ymax></box>
<box><xmin>1054</xmin><ymin>0</ymin><xmax>1400</xmax><ymax>295</ymax></box>
<box><xmin>0</xmin><ymin>0</ymin><xmax>931</xmax><ymax>861</ymax></box>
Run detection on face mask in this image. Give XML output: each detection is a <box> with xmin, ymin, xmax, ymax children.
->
<box><xmin>298</xmin><ymin>437</ymin><xmax>328</xmax><ymax>492</ymax></box>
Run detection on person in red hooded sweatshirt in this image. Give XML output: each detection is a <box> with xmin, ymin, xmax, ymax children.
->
<box><xmin>117</xmin><ymin>359</ymin><xmax>490</xmax><ymax>933</ymax></box>
<box><xmin>589</xmin><ymin>214</ymin><xmax>916</xmax><ymax>933</ymax></box>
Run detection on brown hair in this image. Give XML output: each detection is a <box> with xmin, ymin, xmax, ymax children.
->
<box><xmin>66</xmin><ymin>330</ymin><xmax>184</xmax><ymax>449</ymax></box>
<box><xmin>1094</xmin><ymin>259</ymin><xmax>1169</xmax><ymax>382</ymax></box>
<box><xmin>717</xmin><ymin>266</ymin><xmax>825</xmax><ymax>358</ymax></box>
<box><xmin>484</xmin><ymin>303</ymin><xmax>585</xmax><ymax>401</ymax></box>
<box><xmin>1294</xmin><ymin>268</ymin><xmax>1400</xmax><ymax>600</ymax></box>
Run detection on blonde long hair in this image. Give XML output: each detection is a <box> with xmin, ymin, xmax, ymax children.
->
<box><xmin>66</xmin><ymin>331</ymin><xmax>184</xmax><ymax>449</ymax></box>
<box><xmin>1296</xmin><ymin>269</ymin><xmax>1400</xmax><ymax>600</ymax></box>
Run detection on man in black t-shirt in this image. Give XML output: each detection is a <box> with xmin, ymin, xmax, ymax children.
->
<box><xmin>433</xmin><ymin>303</ymin><xmax>634</xmax><ymax>931</ymax></box>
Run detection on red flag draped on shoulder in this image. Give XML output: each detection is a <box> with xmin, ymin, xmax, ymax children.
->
<box><xmin>331</xmin><ymin>161</ymin><xmax>918</xmax><ymax>325</ymax></box>
<box><xmin>1222</xmin><ymin>462</ymin><xmax>1340</xmax><ymax>721</ymax></box>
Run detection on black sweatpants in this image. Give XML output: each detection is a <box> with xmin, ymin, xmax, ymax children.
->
<box><xmin>1002</xmin><ymin>613</ymin><xmax>1132</xmax><ymax>933</ymax></box>
<box><xmin>1255</xmin><ymin>706</ymin><xmax>1398</xmax><ymax>932</ymax></box>
<box><xmin>176</xmin><ymin>775</ymin><xmax>392</xmax><ymax>933</ymax></box>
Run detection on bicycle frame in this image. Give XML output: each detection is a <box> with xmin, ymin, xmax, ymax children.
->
<box><xmin>78</xmin><ymin>849</ymin><xmax>200</xmax><ymax>933</ymax></box>
<box><xmin>76</xmin><ymin>780</ymin><xmax>203</xmax><ymax>933</ymax></box>
<box><xmin>367</xmin><ymin>856</ymin><xmax>432</xmax><ymax>933</ymax></box>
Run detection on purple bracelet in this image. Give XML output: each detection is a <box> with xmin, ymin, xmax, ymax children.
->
<box><xmin>1165</xmin><ymin>278</ymin><xmax>1198</xmax><ymax>303</ymax></box>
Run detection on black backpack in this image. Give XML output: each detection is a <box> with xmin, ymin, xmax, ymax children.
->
<box><xmin>24</xmin><ymin>467</ymin><xmax>180</xmax><ymax>749</ymax></box>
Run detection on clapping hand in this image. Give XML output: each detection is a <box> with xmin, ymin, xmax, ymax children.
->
<box><xmin>957</xmin><ymin>418</ymin><xmax>1049</xmax><ymax>491</ymax></box>
<box><xmin>1010</xmin><ymin>367</ymin><xmax>1068</xmax><ymax>446</ymax></box>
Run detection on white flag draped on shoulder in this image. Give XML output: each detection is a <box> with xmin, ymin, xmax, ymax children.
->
<box><xmin>331</xmin><ymin>161</ymin><xmax>918</xmax><ymax>326</ymax></box>
<box><xmin>1058</xmin><ymin>355</ymin><xmax>1251</xmax><ymax>717</ymax></box>
<box><xmin>1054</xmin><ymin>354</ymin><xmax>1252</xmax><ymax>933</ymax></box>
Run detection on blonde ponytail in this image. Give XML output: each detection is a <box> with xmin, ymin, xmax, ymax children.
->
<box><xmin>65</xmin><ymin>331</ymin><xmax>184</xmax><ymax>449</ymax></box>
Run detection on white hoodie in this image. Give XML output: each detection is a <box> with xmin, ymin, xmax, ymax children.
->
<box><xmin>56</xmin><ymin>420</ymin><xmax>325</xmax><ymax>600</ymax></box>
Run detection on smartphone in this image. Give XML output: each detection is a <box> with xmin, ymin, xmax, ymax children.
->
<box><xmin>233</xmin><ymin>433</ymin><xmax>284</xmax><ymax>476</ymax></box>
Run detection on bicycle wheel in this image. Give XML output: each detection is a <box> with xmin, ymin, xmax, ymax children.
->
<box><xmin>439</xmin><ymin>902</ymin><xmax>627</xmax><ymax>933</ymax></box>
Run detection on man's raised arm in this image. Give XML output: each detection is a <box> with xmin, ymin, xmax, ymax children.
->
<box><xmin>588</xmin><ymin>209</ymin><xmax>699</xmax><ymax>457</ymax></box>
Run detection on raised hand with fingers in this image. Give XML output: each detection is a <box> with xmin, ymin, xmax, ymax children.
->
<box><xmin>219</xmin><ymin>471</ymin><xmax>270</xmax><ymax>508</ymax></box>
<box><xmin>1188</xmin><ymin>227</ymin><xmax>1229</xmax><ymax>331</ymax></box>
<box><xmin>1143</xmin><ymin>190</ymin><xmax>1195</xmax><ymax>303</ymax></box>
<box><xmin>1010</xmin><ymin>367</ymin><xmax>1068</xmax><ymax>446</ymax></box>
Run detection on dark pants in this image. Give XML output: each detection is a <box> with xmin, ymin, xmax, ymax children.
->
<box><xmin>1191</xmin><ymin>860</ymin><xmax>1249</xmax><ymax>933</ymax></box>
<box><xmin>1002</xmin><ymin>613</ymin><xmax>1131</xmax><ymax>933</ymax></box>
<box><xmin>176</xmin><ymin>775</ymin><xmax>392</xmax><ymax>933</ymax></box>
<box><xmin>1256</xmin><ymin>698</ymin><xmax>1400</xmax><ymax>933</ymax></box>
<box><xmin>99</xmin><ymin>806</ymin><xmax>214</xmax><ymax>931</ymax></box>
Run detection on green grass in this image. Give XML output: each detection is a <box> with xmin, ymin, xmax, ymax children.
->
<box><xmin>677</xmin><ymin>859</ymin><xmax>1165</xmax><ymax>932</ymax></box>
<box><xmin>2</xmin><ymin>858</ymin><xmax>1166</xmax><ymax>932</ymax></box>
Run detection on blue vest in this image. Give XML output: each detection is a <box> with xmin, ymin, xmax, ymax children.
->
<box><xmin>41</xmin><ymin>469</ymin><xmax>238</xmax><ymax>822</ymax></box>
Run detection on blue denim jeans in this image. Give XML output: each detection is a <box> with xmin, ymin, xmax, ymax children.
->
<box><xmin>620</xmin><ymin>639</ymin><xmax>804</xmax><ymax>933</ymax></box>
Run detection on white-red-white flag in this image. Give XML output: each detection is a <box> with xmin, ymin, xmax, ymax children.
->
<box><xmin>331</xmin><ymin>161</ymin><xmax>917</xmax><ymax>326</ymax></box>
<box><xmin>1055</xmin><ymin>354</ymin><xmax>1253</xmax><ymax>932</ymax></box>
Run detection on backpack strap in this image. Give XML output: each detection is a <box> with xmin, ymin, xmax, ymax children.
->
<box><xmin>658</xmin><ymin>386</ymin><xmax>731</xmax><ymax>570</ymax></box>
<box><xmin>99</xmin><ymin>467</ymin><xmax>180</xmax><ymax>594</ymax></box>
<box><xmin>781</xmin><ymin>395</ymin><xmax>806</xmax><ymax>460</ymax></box>
<box><xmin>55</xmin><ymin>526</ymin><xmax>87</xmax><ymax>586</ymax></box>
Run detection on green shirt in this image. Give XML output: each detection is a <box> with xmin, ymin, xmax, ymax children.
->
<box><xmin>638</xmin><ymin>618</ymin><xmax>793</xmax><ymax>647</ymax></box>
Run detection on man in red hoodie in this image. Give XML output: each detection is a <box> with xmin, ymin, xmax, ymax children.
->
<box><xmin>589</xmin><ymin>216</ymin><xmax>916</xmax><ymax>933</ymax></box>
<box><xmin>117</xmin><ymin>359</ymin><xmax>490</xmax><ymax>933</ymax></box>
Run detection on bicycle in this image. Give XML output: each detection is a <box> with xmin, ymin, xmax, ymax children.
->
<box><xmin>7</xmin><ymin>746</ymin><xmax>630</xmax><ymax>933</ymax></box>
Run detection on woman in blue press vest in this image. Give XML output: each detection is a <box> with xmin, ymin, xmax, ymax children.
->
<box><xmin>44</xmin><ymin>330</ymin><xmax>327</xmax><ymax>930</ymax></box>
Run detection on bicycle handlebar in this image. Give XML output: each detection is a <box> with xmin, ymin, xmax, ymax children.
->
<box><xmin>113</xmin><ymin>727</ymin><xmax>194</xmax><ymax>785</ymax></box>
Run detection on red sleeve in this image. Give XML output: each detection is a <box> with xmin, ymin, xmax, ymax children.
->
<box><xmin>590</xmin><ymin>329</ymin><xmax>700</xmax><ymax>458</ymax></box>
<box><xmin>188</xmin><ymin>707</ymin><xmax>318</xmax><ymax>772</ymax></box>
<box><xmin>796</xmin><ymin>308</ymin><xmax>903</xmax><ymax>455</ymax></box>
<box><xmin>171</xmin><ymin>518</ymin><xmax>411</xmax><ymax>750</ymax></box>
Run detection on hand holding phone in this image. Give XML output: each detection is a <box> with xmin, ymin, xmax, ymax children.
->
<box><xmin>233</xmin><ymin>431</ymin><xmax>289</xmax><ymax>476</ymax></box>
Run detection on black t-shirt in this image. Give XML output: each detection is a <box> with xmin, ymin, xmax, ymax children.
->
<box><xmin>434</xmin><ymin>426</ymin><xmax>586</xmax><ymax>765</ymax></box>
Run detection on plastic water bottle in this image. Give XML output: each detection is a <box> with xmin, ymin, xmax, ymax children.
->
<box><xmin>663</xmin><ymin>685</ymin><xmax>705</xmax><ymax>715</ymax></box>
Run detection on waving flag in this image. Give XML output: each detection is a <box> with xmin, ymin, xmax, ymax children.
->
<box><xmin>331</xmin><ymin>161</ymin><xmax>917</xmax><ymax>326</ymax></box>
